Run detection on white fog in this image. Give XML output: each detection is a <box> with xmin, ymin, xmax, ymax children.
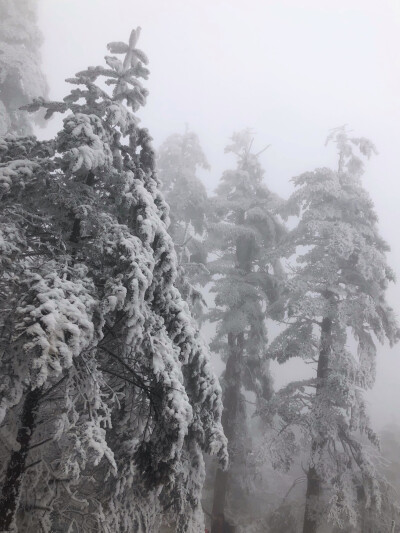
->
<box><xmin>1</xmin><ymin>1</ymin><xmax>400</xmax><ymax>532</ymax></box>
<box><xmin>38</xmin><ymin>0</ymin><xmax>400</xmax><ymax>430</ymax></box>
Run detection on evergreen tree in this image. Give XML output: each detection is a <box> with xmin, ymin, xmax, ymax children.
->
<box><xmin>207</xmin><ymin>130</ymin><xmax>285</xmax><ymax>529</ymax></box>
<box><xmin>268</xmin><ymin>127</ymin><xmax>399</xmax><ymax>533</ymax></box>
<box><xmin>0</xmin><ymin>0</ymin><xmax>48</xmax><ymax>135</ymax></box>
<box><xmin>0</xmin><ymin>28</ymin><xmax>227</xmax><ymax>532</ymax></box>
<box><xmin>158</xmin><ymin>129</ymin><xmax>210</xmax><ymax>317</ymax></box>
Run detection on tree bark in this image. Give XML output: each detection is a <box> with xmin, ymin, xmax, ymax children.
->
<box><xmin>211</xmin><ymin>332</ymin><xmax>243</xmax><ymax>532</ymax></box>
<box><xmin>211</xmin><ymin>231</ymin><xmax>253</xmax><ymax>532</ymax></box>
<box><xmin>0</xmin><ymin>387</ymin><xmax>42</xmax><ymax>531</ymax></box>
<box><xmin>302</xmin><ymin>316</ymin><xmax>332</xmax><ymax>533</ymax></box>
<box><xmin>303</xmin><ymin>447</ymin><xmax>322</xmax><ymax>533</ymax></box>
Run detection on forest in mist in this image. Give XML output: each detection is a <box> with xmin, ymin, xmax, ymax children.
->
<box><xmin>1</xmin><ymin>1</ymin><xmax>400</xmax><ymax>532</ymax></box>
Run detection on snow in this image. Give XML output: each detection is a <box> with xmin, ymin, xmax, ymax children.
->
<box><xmin>0</xmin><ymin>27</ymin><xmax>226</xmax><ymax>533</ymax></box>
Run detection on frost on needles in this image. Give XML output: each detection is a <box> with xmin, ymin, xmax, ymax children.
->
<box><xmin>0</xmin><ymin>28</ymin><xmax>227</xmax><ymax>533</ymax></box>
<box><xmin>265</xmin><ymin>127</ymin><xmax>400</xmax><ymax>533</ymax></box>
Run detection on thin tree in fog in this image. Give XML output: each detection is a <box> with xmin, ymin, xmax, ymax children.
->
<box><xmin>207</xmin><ymin>130</ymin><xmax>285</xmax><ymax>530</ymax></box>
<box><xmin>158</xmin><ymin>129</ymin><xmax>210</xmax><ymax>319</ymax></box>
<box><xmin>268</xmin><ymin>127</ymin><xmax>399</xmax><ymax>533</ymax></box>
<box><xmin>0</xmin><ymin>28</ymin><xmax>227</xmax><ymax>532</ymax></box>
<box><xmin>0</xmin><ymin>0</ymin><xmax>47</xmax><ymax>135</ymax></box>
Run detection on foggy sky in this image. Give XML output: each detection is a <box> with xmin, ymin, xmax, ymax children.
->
<box><xmin>38</xmin><ymin>0</ymin><xmax>400</xmax><ymax>429</ymax></box>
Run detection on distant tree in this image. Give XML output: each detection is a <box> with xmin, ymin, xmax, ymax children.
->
<box><xmin>158</xmin><ymin>129</ymin><xmax>210</xmax><ymax>317</ymax></box>
<box><xmin>267</xmin><ymin>502</ymin><xmax>298</xmax><ymax>533</ymax></box>
<box><xmin>268</xmin><ymin>127</ymin><xmax>399</xmax><ymax>533</ymax></box>
<box><xmin>207</xmin><ymin>130</ymin><xmax>285</xmax><ymax>530</ymax></box>
<box><xmin>0</xmin><ymin>0</ymin><xmax>48</xmax><ymax>135</ymax></box>
<box><xmin>0</xmin><ymin>28</ymin><xmax>227</xmax><ymax>532</ymax></box>
<box><xmin>379</xmin><ymin>425</ymin><xmax>400</xmax><ymax>492</ymax></box>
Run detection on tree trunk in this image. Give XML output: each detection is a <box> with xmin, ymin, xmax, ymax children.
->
<box><xmin>0</xmin><ymin>387</ymin><xmax>42</xmax><ymax>531</ymax></box>
<box><xmin>302</xmin><ymin>316</ymin><xmax>332</xmax><ymax>533</ymax></box>
<box><xmin>212</xmin><ymin>468</ymin><xmax>229</xmax><ymax>523</ymax></box>
<box><xmin>303</xmin><ymin>450</ymin><xmax>322</xmax><ymax>533</ymax></box>
<box><xmin>211</xmin><ymin>332</ymin><xmax>243</xmax><ymax>532</ymax></box>
<box><xmin>211</xmin><ymin>231</ymin><xmax>252</xmax><ymax>532</ymax></box>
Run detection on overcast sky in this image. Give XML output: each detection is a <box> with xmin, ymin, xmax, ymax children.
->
<box><xmin>38</xmin><ymin>0</ymin><xmax>400</xmax><ymax>429</ymax></box>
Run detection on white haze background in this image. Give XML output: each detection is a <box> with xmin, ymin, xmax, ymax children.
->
<box><xmin>38</xmin><ymin>0</ymin><xmax>400</xmax><ymax>429</ymax></box>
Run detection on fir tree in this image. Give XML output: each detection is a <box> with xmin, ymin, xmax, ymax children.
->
<box><xmin>158</xmin><ymin>129</ymin><xmax>210</xmax><ymax>317</ymax></box>
<box><xmin>207</xmin><ymin>130</ymin><xmax>285</xmax><ymax>529</ymax></box>
<box><xmin>267</xmin><ymin>127</ymin><xmax>399</xmax><ymax>533</ymax></box>
<box><xmin>0</xmin><ymin>28</ymin><xmax>227</xmax><ymax>532</ymax></box>
<box><xmin>0</xmin><ymin>0</ymin><xmax>48</xmax><ymax>135</ymax></box>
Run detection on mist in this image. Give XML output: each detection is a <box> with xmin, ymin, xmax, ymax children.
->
<box><xmin>1</xmin><ymin>1</ymin><xmax>400</xmax><ymax>532</ymax></box>
<box><xmin>38</xmin><ymin>0</ymin><xmax>400</xmax><ymax>429</ymax></box>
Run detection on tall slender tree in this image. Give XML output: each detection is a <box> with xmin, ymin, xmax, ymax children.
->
<box><xmin>268</xmin><ymin>127</ymin><xmax>399</xmax><ymax>533</ymax></box>
<box><xmin>0</xmin><ymin>0</ymin><xmax>48</xmax><ymax>135</ymax></box>
<box><xmin>207</xmin><ymin>130</ymin><xmax>285</xmax><ymax>529</ymax></box>
<box><xmin>158</xmin><ymin>129</ymin><xmax>210</xmax><ymax>317</ymax></box>
<box><xmin>0</xmin><ymin>28</ymin><xmax>226</xmax><ymax>532</ymax></box>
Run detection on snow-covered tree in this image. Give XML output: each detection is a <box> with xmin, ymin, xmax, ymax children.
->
<box><xmin>267</xmin><ymin>127</ymin><xmax>399</xmax><ymax>533</ymax></box>
<box><xmin>157</xmin><ymin>129</ymin><xmax>210</xmax><ymax>317</ymax></box>
<box><xmin>0</xmin><ymin>0</ymin><xmax>48</xmax><ymax>135</ymax></box>
<box><xmin>207</xmin><ymin>130</ymin><xmax>285</xmax><ymax>529</ymax></box>
<box><xmin>0</xmin><ymin>28</ymin><xmax>227</xmax><ymax>532</ymax></box>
